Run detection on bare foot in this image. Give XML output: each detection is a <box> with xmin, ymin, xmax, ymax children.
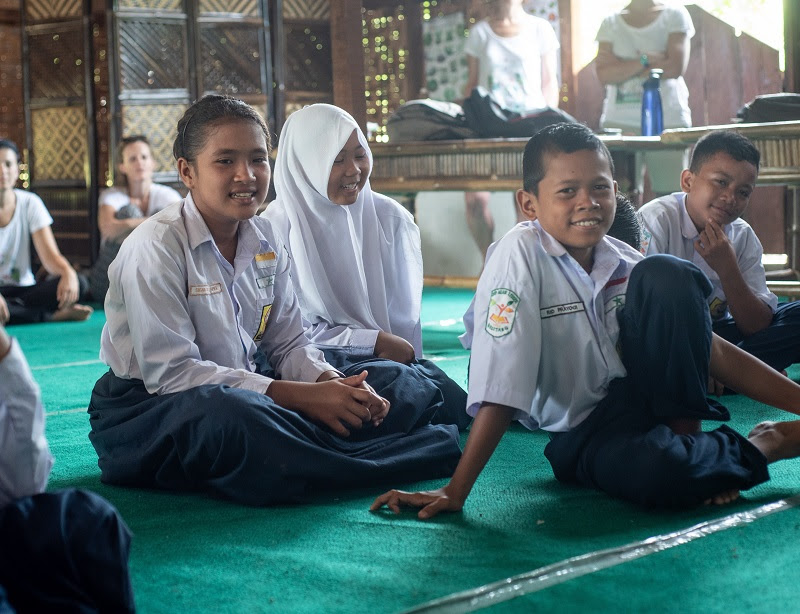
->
<box><xmin>748</xmin><ymin>420</ymin><xmax>800</xmax><ymax>463</ymax></box>
<box><xmin>51</xmin><ymin>304</ymin><xmax>93</xmax><ymax>322</ymax></box>
<box><xmin>704</xmin><ymin>489</ymin><xmax>740</xmax><ymax>506</ymax></box>
<box><xmin>667</xmin><ymin>417</ymin><xmax>702</xmax><ymax>435</ymax></box>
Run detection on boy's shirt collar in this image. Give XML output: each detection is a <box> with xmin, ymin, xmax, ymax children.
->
<box><xmin>534</xmin><ymin>220</ymin><xmax>634</xmax><ymax>287</ymax></box>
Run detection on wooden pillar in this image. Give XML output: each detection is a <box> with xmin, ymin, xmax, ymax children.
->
<box><xmin>0</xmin><ymin>2</ymin><xmax>24</xmax><ymax>151</ymax></box>
<box><xmin>785</xmin><ymin>0</ymin><xmax>800</xmax><ymax>93</ymax></box>
<box><xmin>330</xmin><ymin>0</ymin><xmax>367</xmax><ymax>131</ymax></box>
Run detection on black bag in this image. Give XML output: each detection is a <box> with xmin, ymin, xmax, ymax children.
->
<box><xmin>462</xmin><ymin>86</ymin><xmax>577</xmax><ymax>138</ymax></box>
<box><xmin>737</xmin><ymin>93</ymin><xmax>800</xmax><ymax>123</ymax></box>
<box><xmin>386</xmin><ymin>99</ymin><xmax>479</xmax><ymax>142</ymax></box>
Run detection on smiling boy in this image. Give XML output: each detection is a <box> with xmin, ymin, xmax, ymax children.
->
<box><xmin>371</xmin><ymin>123</ymin><xmax>800</xmax><ymax>516</ymax></box>
<box><xmin>638</xmin><ymin>130</ymin><xmax>800</xmax><ymax>374</ymax></box>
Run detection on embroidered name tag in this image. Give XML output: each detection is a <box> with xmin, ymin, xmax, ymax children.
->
<box><xmin>485</xmin><ymin>288</ymin><xmax>520</xmax><ymax>338</ymax></box>
<box><xmin>254</xmin><ymin>304</ymin><xmax>273</xmax><ymax>342</ymax></box>
<box><xmin>257</xmin><ymin>275</ymin><xmax>275</xmax><ymax>289</ymax></box>
<box><xmin>540</xmin><ymin>302</ymin><xmax>585</xmax><ymax>319</ymax></box>
<box><xmin>189</xmin><ymin>283</ymin><xmax>223</xmax><ymax>296</ymax></box>
<box><xmin>255</xmin><ymin>251</ymin><xmax>276</xmax><ymax>269</ymax></box>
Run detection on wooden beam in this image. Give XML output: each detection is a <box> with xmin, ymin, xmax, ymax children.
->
<box><xmin>785</xmin><ymin>0</ymin><xmax>800</xmax><ymax>92</ymax></box>
<box><xmin>330</xmin><ymin>0</ymin><xmax>368</xmax><ymax>131</ymax></box>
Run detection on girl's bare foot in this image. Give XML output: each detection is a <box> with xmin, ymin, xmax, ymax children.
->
<box><xmin>704</xmin><ymin>489</ymin><xmax>739</xmax><ymax>506</ymax></box>
<box><xmin>748</xmin><ymin>420</ymin><xmax>800</xmax><ymax>463</ymax></box>
<box><xmin>51</xmin><ymin>304</ymin><xmax>93</xmax><ymax>322</ymax></box>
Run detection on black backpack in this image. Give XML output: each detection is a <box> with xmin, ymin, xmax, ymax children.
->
<box><xmin>462</xmin><ymin>86</ymin><xmax>577</xmax><ymax>138</ymax></box>
<box><xmin>737</xmin><ymin>93</ymin><xmax>800</xmax><ymax>123</ymax></box>
<box><xmin>386</xmin><ymin>99</ymin><xmax>479</xmax><ymax>142</ymax></box>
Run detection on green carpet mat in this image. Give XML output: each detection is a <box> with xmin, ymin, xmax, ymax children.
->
<box><xmin>8</xmin><ymin>288</ymin><xmax>800</xmax><ymax>613</ymax></box>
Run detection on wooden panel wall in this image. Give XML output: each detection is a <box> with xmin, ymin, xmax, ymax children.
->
<box><xmin>0</xmin><ymin>2</ymin><xmax>25</xmax><ymax>152</ymax></box>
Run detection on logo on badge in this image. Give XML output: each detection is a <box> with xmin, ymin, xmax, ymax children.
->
<box><xmin>485</xmin><ymin>288</ymin><xmax>519</xmax><ymax>338</ymax></box>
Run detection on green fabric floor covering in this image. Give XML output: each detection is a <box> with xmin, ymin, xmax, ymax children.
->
<box><xmin>9</xmin><ymin>288</ymin><xmax>800</xmax><ymax>613</ymax></box>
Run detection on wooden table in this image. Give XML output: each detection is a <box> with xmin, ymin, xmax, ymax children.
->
<box><xmin>370</xmin><ymin>121</ymin><xmax>800</xmax><ymax>285</ymax></box>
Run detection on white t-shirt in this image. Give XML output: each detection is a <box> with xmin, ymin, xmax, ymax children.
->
<box><xmin>464</xmin><ymin>14</ymin><xmax>560</xmax><ymax>114</ymax></box>
<box><xmin>638</xmin><ymin>192</ymin><xmax>778</xmax><ymax>320</ymax></box>
<box><xmin>98</xmin><ymin>183</ymin><xmax>182</xmax><ymax>216</ymax></box>
<box><xmin>460</xmin><ymin>221</ymin><xmax>641</xmax><ymax>433</ymax></box>
<box><xmin>0</xmin><ymin>190</ymin><xmax>53</xmax><ymax>287</ymax></box>
<box><xmin>596</xmin><ymin>6</ymin><xmax>695</xmax><ymax>133</ymax></box>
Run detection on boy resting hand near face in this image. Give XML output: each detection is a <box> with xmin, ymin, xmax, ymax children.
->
<box><xmin>638</xmin><ymin>130</ymin><xmax>800</xmax><ymax>375</ymax></box>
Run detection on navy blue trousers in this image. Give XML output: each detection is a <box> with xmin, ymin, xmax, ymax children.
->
<box><xmin>0</xmin><ymin>274</ymin><xmax>89</xmax><ymax>325</ymax></box>
<box><xmin>713</xmin><ymin>301</ymin><xmax>800</xmax><ymax>372</ymax></box>
<box><xmin>322</xmin><ymin>349</ymin><xmax>471</xmax><ymax>430</ymax></box>
<box><xmin>0</xmin><ymin>489</ymin><xmax>134</xmax><ymax>613</ymax></box>
<box><xmin>88</xmin><ymin>369</ymin><xmax>462</xmax><ymax>506</ymax></box>
<box><xmin>544</xmin><ymin>255</ymin><xmax>770</xmax><ymax>508</ymax></box>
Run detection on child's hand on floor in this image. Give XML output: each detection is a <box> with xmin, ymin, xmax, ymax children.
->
<box><xmin>370</xmin><ymin>486</ymin><xmax>464</xmax><ymax>519</ymax></box>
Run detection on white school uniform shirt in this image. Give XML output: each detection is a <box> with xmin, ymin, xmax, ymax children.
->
<box><xmin>264</xmin><ymin>103</ymin><xmax>424</xmax><ymax>357</ymax></box>
<box><xmin>0</xmin><ymin>190</ymin><xmax>53</xmax><ymax>287</ymax></box>
<box><xmin>460</xmin><ymin>221</ymin><xmax>641</xmax><ymax>432</ymax></box>
<box><xmin>464</xmin><ymin>14</ymin><xmax>560</xmax><ymax>114</ymax></box>
<box><xmin>100</xmin><ymin>193</ymin><xmax>335</xmax><ymax>396</ymax></box>
<box><xmin>638</xmin><ymin>192</ymin><xmax>777</xmax><ymax>321</ymax></box>
<box><xmin>0</xmin><ymin>338</ymin><xmax>53</xmax><ymax>507</ymax></box>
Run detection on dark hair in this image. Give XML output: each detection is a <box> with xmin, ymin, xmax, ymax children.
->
<box><xmin>173</xmin><ymin>94</ymin><xmax>271</xmax><ymax>162</ymax></box>
<box><xmin>607</xmin><ymin>192</ymin><xmax>641</xmax><ymax>250</ymax></box>
<box><xmin>689</xmin><ymin>130</ymin><xmax>760</xmax><ymax>173</ymax></box>
<box><xmin>0</xmin><ymin>138</ymin><xmax>20</xmax><ymax>162</ymax></box>
<box><xmin>522</xmin><ymin>123</ymin><xmax>614</xmax><ymax>194</ymax></box>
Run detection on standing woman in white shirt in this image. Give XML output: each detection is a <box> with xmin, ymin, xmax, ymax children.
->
<box><xmin>88</xmin><ymin>95</ymin><xmax>461</xmax><ymax>506</ymax></box>
<box><xmin>0</xmin><ymin>139</ymin><xmax>92</xmax><ymax>324</ymax></box>
<box><xmin>89</xmin><ymin>135</ymin><xmax>182</xmax><ymax>300</ymax></box>
<box><xmin>462</xmin><ymin>0</ymin><xmax>560</xmax><ymax>265</ymax></box>
<box><xmin>264</xmin><ymin>103</ymin><xmax>470</xmax><ymax>431</ymax></box>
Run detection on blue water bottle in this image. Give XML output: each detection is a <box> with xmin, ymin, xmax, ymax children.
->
<box><xmin>641</xmin><ymin>68</ymin><xmax>664</xmax><ymax>136</ymax></box>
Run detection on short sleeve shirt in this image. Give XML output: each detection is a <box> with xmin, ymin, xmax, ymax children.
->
<box><xmin>638</xmin><ymin>192</ymin><xmax>777</xmax><ymax>319</ymax></box>
<box><xmin>461</xmin><ymin>221</ymin><xmax>641</xmax><ymax>432</ymax></box>
<box><xmin>0</xmin><ymin>190</ymin><xmax>53</xmax><ymax>287</ymax></box>
<box><xmin>464</xmin><ymin>14</ymin><xmax>559</xmax><ymax>113</ymax></box>
<box><xmin>99</xmin><ymin>183</ymin><xmax>182</xmax><ymax>216</ymax></box>
<box><xmin>596</xmin><ymin>6</ymin><xmax>695</xmax><ymax>132</ymax></box>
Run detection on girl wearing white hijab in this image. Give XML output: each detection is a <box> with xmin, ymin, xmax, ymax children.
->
<box><xmin>265</xmin><ymin>104</ymin><xmax>469</xmax><ymax>429</ymax></box>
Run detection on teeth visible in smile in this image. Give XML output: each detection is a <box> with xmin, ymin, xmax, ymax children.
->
<box><xmin>574</xmin><ymin>220</ymin><xmax>599</xmax><ymax>227</ymax></box>
<box><xmin>231</xmin><ymin>192</ymin><xmax>253</xmax><ymax>198</ymax></box>
<box><xmin>342</xmin><ymin>182</ymin><xmax>358</xmax><ymax>190</ymax></box>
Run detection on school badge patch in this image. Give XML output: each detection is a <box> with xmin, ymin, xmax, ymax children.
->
<box><xmin>485</xmin><ymin>288</ymin><xmax>519</xmax><ymax>338</ymax></box>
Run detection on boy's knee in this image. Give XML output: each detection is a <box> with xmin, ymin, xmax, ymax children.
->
<box><xmin>631</xmin><ymin>254</ymin><xmax>712</xmax><ymax>299</ymax></box>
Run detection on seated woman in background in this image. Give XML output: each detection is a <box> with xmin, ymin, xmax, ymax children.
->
<box><xmin>89</xmin><ymin>135</ymin><xmax>182</xmax><ymax>300</ymax></box>
<box><xmin>0</xmin><ymin>139</ymin><xmax>91</xmax><ymax>324</ymax></box>
<box><xmin>263</xmin><ymin>103</ymin><xmax>470</xmax><ymax>430</ymax></box>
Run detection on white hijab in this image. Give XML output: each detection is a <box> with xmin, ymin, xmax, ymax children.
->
<box><xmin>266</xmin><ymin>104</ymin><xmax>424</xmax><ymax>356</ymax></box>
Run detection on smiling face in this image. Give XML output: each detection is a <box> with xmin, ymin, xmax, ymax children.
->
<box><xmin>118</xmin><ymin>140</ymin><xmax>155</xmax><ymax>184</ymax></box>
<box><xmin>326</xmin><ymin>129</ymin><xmax>370</xmax><ymax>206</ymax></box>
<box><xmin>177</xmin><ymin>119</ymin><xmax>270</xmax><ymax>234</ymax></box>
<box><xmin>517</xmin><ymin>148</ymin><xmax>617</xmax><ymax>272</ymax></box>
<box><xmin>0</xmin><ymin>147</ymin><xmax>19</xmax><ymax>191</ymax></box>
<box><xmin>681</xmin><ymin>152</ymin><xmax>757</xmax><ymax>232</ymax></box>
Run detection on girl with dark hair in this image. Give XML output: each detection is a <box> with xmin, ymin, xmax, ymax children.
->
<box><xmin>87</xmin><ymin>95</ymin><xmax>461</xmax><ymax>506</ymax></box>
